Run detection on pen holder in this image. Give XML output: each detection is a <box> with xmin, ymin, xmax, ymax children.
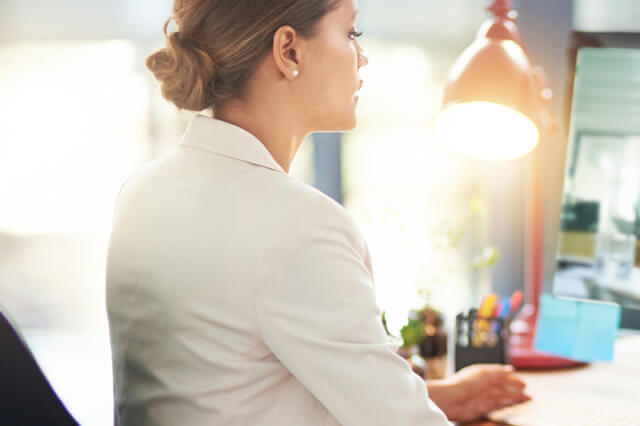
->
<box><xmin>454</xmin><ymin>309</ymin><xmax>510</xmax><ymax>371</ymax></box>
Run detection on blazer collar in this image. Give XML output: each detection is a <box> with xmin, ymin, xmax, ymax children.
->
<box><xmin>179</xmin><ymin>115</ymin><xmax>286</xmax><ymax>174</ymax></box>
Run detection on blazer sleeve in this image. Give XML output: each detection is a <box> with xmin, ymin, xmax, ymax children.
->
<box><xmin>255</xmin><ymin>192</ymin><xmax>451</xmax><ymax>426</ymax></box>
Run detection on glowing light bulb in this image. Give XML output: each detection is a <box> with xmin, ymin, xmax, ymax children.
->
<box><xmin>434</xmin><ymin>101</ymin><xmax>540</xmax><ymax>160</ymax></box>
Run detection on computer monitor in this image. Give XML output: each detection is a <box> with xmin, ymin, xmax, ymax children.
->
<box><xmin>551</xmin><ymin>32</ymin><xmax>640</xmax><ymax>330</ymax></box>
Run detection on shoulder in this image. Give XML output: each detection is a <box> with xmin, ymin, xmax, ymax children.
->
<box><xmin>116</xmin><ymin>147</ymin><xmax>181</xmax><ymax>195</ymax></box>
<box><xmin>279</xmin><ymin>177</ymin><xmax>356</xmax><ymax>227</ymax></box>
<box><xmin>264</xmin><ymin>177</ymin><xmax>368</xmax><ymax>260</ymax></box>
<box><xmin>111</xmin><ymin>148</ymin><xmax>181</xmax><ymax>216</ymax></box>
<box><xmin>284</xmin><ymin>179</ymin><xmax>346</xmax><ymax>219</ymax></box>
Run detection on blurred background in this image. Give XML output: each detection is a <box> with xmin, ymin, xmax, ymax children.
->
<box><xmin>0</xmin><ymin>0</ymin><xmax>585</xmax><ymax>423</ymax></box>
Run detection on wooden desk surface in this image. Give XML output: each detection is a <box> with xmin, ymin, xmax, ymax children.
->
<box><xmin>463</xmin><ymin>334</ymin><xmax>640</xmax><ymax>426</ymax></box>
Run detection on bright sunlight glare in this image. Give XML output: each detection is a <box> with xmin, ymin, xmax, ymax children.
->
<box><xmin>433</xmin><ymin>101</ymin><xmax>540</xmax><ymax>160</ymax></box>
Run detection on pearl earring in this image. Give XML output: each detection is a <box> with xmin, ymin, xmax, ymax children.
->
<box><xmin>292</xmin><ymin>70</ymin><xmax>299</xmax><ymax>78</ymax></box>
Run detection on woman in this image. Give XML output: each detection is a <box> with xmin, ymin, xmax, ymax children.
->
<box><xmin>106</xmin><ymin>0</ymin><xmax>530</xmax><ymax>425</ymax></box>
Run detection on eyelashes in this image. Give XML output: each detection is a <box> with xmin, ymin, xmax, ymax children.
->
<box><xmin>349</xmin><ymin>29</ymin><xmax>364</xmax><ymax>39</ymax></box>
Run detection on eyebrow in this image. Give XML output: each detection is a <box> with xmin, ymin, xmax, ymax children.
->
<box><xmin>350</xmin><ymin>10</ymin><xmax>360</xmax><ymax>22</ymax></box>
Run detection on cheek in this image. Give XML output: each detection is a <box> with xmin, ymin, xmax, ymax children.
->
<box><xmin>303</xmin><ymin>38</ymin><xmax>359</xmax><ymax>119</ymax></box>
<box><xmin>340</xmin><ymin>43</ymin><xmax>358</xmax><ymax>74</ymax></box>
<box><xmin>331</xmin><ymin>45</ymin><xmax>359</xmax><ymax>93</ymax></box>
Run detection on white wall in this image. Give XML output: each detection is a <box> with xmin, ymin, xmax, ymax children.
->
<box><xmin>0</xmin><ymin>0</ymin><xmax>487</xmax><ymax>47</ymax></box>
<box><xmin>0</xmin><ymin>0</ymin><xmax>172</xmax><ymax>42</ymax></box>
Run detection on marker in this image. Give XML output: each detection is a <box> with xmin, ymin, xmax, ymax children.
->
<box><xmin>509</xmin><ymin>290</ymin><xmax>524</xmax><ymax>314</ymax></box>
<box><xmin>498</xmin><ymin>297</ymin><xmax>511</xmax><ymax>318</ymax></box>
<box><xmin>494</xmin><ymin>297</ymin><xmax>511</xmax><ymax>334</ymax></box>
<box><xmin>474</xmin><ymin>293</ymin><xmax>498</xmax><ymax>346</ymax></box>
<box><xmin>491</xmin><ymin>302</ymin><xmax>501</xmax><ymax>318</ymax></box>
<box><xmin>479</xmin><ymin>293</ymin><xmax>498</xmax><ymax>319</ymax></box>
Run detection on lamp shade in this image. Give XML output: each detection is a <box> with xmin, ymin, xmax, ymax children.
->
<box><xmin>434</xmin><ymin>1</ymin><xmax>552</xmax><ymax>160</ymax></box>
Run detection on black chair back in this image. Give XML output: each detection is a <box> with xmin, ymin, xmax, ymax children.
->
<box><xmin>0</xmin><ymin>311</ymin><xmax>79</xmax><ymax>425</ymax></box>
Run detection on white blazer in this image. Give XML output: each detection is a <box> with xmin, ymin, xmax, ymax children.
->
<box><xmin>106</xmin><ymin>115</ymin><xmax>451</xmax><ymax>426</ymax></box>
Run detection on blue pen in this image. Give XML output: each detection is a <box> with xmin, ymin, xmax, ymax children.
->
<box><xmin>499</xmin><ymin>297</ymin><xmax>511</xmax><ymax>318</ymax></box>
<box><xmin>493</xmin><ymin>297</ymin><xmax>511</xmax><ymax>334</ymax></box>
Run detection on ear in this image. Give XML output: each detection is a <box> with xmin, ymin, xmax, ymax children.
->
<box><xmin>272</xmin><ymin>25</ymin><xmax>301</xmax><ymax>80</ymax></box>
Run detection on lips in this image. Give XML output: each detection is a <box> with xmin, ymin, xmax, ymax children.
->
<box><xmin>355</xmin><ymin>80</ymin><xmax>363</xmax><ymax>97</ymax></box>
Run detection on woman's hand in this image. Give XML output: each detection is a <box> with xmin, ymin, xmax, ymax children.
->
<box><xmin>426</xmin><ymin>364</ymin><xmax>531</xmax><ymax>422</ymax></box>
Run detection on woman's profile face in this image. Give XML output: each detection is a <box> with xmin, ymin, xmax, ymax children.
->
<box><xmin>300</xmin><ymin>0</ymin><xmax>368</xmax><ymax>132</ymax></box>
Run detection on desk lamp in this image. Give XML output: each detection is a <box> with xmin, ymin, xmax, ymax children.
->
<box><xmin>435</xmin><ymin>0</ymin><xmax>577</xmax><ymax>368</ymax></box>
<box><xmin>434</xmin><ymin>0</ymin><xmax>554</xmax><ymax>159</ymax></box>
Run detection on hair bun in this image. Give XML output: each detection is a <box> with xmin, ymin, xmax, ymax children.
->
<box><xmin>146</xmin><ymin>30</ymin><xmax>216</xmax><ymax>111</ymax></box>
<box><xmin>146</xmin><ymin>1</ymin><xmax>339</xmax><ymax>113</ymax></box>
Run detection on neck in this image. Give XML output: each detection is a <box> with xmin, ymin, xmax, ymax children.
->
<box><xmin>214</xmin><ymin>95</ymin><xmax>307</xmax><ymax>174</ymax></box>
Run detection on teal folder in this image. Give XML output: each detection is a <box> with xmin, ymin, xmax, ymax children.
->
<box><xmin>534</xmin><ymin>293</ymin><xmax>621</xmax><ymax>362</ymax></box>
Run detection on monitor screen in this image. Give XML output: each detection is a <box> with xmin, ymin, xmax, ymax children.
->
<box><xmin>552</xmin><ymin>32</ymin><xmax>640</xmax><ymax>329</ymax></box>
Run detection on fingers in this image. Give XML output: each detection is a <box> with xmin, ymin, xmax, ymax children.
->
<box><xmin>488</xmin><ymin>383</ymin><xmax>531</xmax><ymax>407</ymax></box>
<box><xmin>476</xmin><ymin>364</ymin><xmax>527</xmax><ymax>389</ymax></box>
<box><xmin>475</xmin><ymin>388</ymin><xmax>530</xmax><ymax>416</ymax></box>
<box><xmin>483</xmin><ymin>376</ymin><xmax>531</xmax><ymax>402</ymax></box>
<box><xmin>449</xmin><ymin>364</ymin><xmax>532</xmax><ymax>421</ymax></box>
<box><xmin>464</xmin><ymin>363</ymin><xmax>514</xmax><ymax>374</ymax></box>
<box><xmin>465</xmin><ymin>363</ymin><xmax>515</xmax><ymax>381</ymax></box>
<box><xmin>488</xmin><ymin>383</ymin><xmax>528</xmax><ymax>400</ymax></box>
<box><xmin>504</xmin><ymin>376</ymin><xmax>524</xmax><ymax>390</ymax></box>
<box><xmin>502</xmin><ymin>376</ymin><xmax>527</xmax><ymax>390</ymax></box>
<box><xmin>494</xmin><ymin>395</ymin><xmax>531</xmax><ymax>410</ymax></box>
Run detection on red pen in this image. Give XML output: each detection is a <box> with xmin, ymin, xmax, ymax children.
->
<box><xmin>509</xmin><ymin>290</ymin><xmax>524</xmax><ymax>314</ymax></box>
<box><xmin>491</xmin><ymin>302</ymin><xmax>501</xmax><ymax>318</ymax></box>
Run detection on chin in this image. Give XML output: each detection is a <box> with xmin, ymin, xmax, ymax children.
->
<box><xmin>325</xmin><ymin>118</ymin><xmax>357</xmax><ymax>133</ymax></box>
<box><xmin>333</xmin><ymin>109</ymin><xmax>359</xmax><ymax>132</ymax></box>
<box><xmin>344</xmin><ymin>116</ymin><xmax>358</xmax><ymax>131</ymax></box>
<box><xmin>315</xmin><ymin>104</ymin><xmax>359</xmax><ymax>132</ymax></box>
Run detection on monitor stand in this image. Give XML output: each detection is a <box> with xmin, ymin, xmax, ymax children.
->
<box><xmin>508</xmin><ymin>304</ymin><xmax>586</xmax><ymax>369</ymax></box>
<box><xmin>519</xmin><ymin>144</ymin><xmax>586</xmax><ymax>369</ymax></box>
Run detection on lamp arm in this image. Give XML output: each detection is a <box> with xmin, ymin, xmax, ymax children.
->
<box><xmin>485</xmin><ymin>0</ymin><xmax>558</xmax><ymax>134</ymax></box>
<box><xmin>487</xmin><ymin>0</ymin><xmax>516</xmax><ymax>21</ymax></box>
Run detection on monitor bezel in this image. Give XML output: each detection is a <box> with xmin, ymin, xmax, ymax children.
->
<box><xmin>555</xmin><ymin>31</ymin><xmax>640</xmax><ymax>330</ymax></box>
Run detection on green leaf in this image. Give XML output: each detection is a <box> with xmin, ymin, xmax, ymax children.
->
<box><xmin>472</xmin><ymin>245</ymin><xmax>501</xmax><ymax>269</ymax></box>
<box><xmin>400</xmin><ymin>315</ymin><xmax>425</xmax><ymax>347</ymax></box>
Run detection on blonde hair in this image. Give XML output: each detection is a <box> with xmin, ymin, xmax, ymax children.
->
<box><xmin>146</xmin><ymin>0</ymin><xmax>339</xmax><ymax>112</ymax></box>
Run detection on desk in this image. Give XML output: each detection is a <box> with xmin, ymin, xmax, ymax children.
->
<box><xmin>463</xmin><ymin>333</ymin><xmax>640</xmax><ymax>425</ymax></box>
